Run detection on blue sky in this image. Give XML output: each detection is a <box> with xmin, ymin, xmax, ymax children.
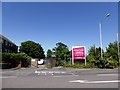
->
<box><xmin>2</xmin><ymin>2</ymin><xmax>118</xmax><ymax>54</ymax></box>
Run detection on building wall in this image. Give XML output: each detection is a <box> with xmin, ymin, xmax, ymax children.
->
<box><xmin>0</xmin><ymin>35</ymin><xmax>18</xmax><ymax>53</ymax></box>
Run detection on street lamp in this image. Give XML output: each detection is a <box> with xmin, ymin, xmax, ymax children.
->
<box><xmin>99</xmin><ymin>13</ymin><xmax>110</xmax><ymax>58</ymax></box>
<box><xmin>116</xmin><ymin>32</ymin><xmax>120</xmax><ymax>64</ymax></box>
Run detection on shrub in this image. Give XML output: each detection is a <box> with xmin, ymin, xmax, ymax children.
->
<box><xmin>2</xmin><ymin>53</ymin><xmax>31</xmax><ymax>69</ymax></box>
<box><xmin>56</xmin><ymin>60</ymin><xmax>65</xmax><ymax>66</ymax></box>
<box><xmin>2</xmin><ymin>53</ymin><xmax>18</xmax><ymax>68</ymax></box>
<box><xmin>95</xmin><ymin>57</ymin><xmax>118</xmax><ymax>69</ymax></box>
<box><xmin>83</xmin><ymin>63</ymin><xmax>97</xmax><ymax>68</ymax></box>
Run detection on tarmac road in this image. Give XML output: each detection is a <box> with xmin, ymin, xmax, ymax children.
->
<box><xmin>1</xmin><ymin>66</ymin><xmax>119</xmax><ymax>88</ymax></box>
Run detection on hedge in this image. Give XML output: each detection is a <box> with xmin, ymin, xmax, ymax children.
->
<box><xmin>1</xmin><ymin>53</ymin><xmax>31</xmax><ymax>69</ymax></box>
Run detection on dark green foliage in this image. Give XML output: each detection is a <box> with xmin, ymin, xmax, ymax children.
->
<box><xmin>56</xmin><ymin>59</ymin><xmax>65</xmax><ymax>66</ymax></box>
<box><xmin>2</xmin><ymin>53</ymin><xmax>18</xmax><ymax>68</ymax></box>
<box><xmin>87</xmin><ymin>41</ymin><xmax>119</xmax><ymax>69</ymax></box>
<box><xmin>47</xmin><ymin>49</ymin><xmax>52</xmax><ymax>58</ymax></box>
<box><xmin>105</xmin><ymin>41</ymin><xmax>119</xmax><ymax>62</ymax></box>
<box><xmin>74</xmin><ymin>59</ymin><xmax>85</xmax><ymax>64</ymax></box>
<box><xmin>95</xmin><ymin>58</ymin><xmax>118</xmax><ymax>69</ymax></box>
<box><xmin>20</xmin><ymin>41</ymin><xmax>45</xmax><ymax>59</ymax></box>
<box><xmin>87</xmin><ymin>45</ymin><xmax>102</xmax><ymax>63</ymax></box>
<box><xmin>53</xmin><ymin>42</ymin><xmax>71</xmax><ymax>66</ymax></box>
<box><xmin>2</xmin><ymin>53</ymin><xmax>31</xmax><ymax>69</ymax></box>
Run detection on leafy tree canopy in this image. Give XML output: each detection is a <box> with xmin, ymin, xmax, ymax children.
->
<box><xmin>53</xmin><ymin>42</ymin><xmax>71</xmax><ymax>66</ymax></box>
<box><xmin>20</xmin><ymin>41</ymin><xmax>45</xmax><ymax>58</ymax></box>
<box><xmin>47</xmin><ymin>49</ymin><xmax>52</xmax><ymax>58</ymax></box>
<box><xmin>105</xmin><ymin>41</ymin><xmax>120</xmax><ymax>61</ymax></box>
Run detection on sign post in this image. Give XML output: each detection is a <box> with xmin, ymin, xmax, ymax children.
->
<box><xmin>72</xmin><ymin>46</ymin><xmax>86</xmax><ymax>65</ymax></box>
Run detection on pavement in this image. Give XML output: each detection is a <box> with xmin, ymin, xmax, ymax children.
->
<box><xmin>1</xmin><ymin>65</ymin><xmax>120</xmax><ymax>88</ymax></box>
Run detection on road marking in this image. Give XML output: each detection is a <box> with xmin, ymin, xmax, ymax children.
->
<box><xmin>97</xmin><ymin>74</ymin><xmax>118</xmax><ymax>76</ymax></box>
<box><xmin>0</xmin><ymin>76</ymin><xmax>17</xmax><ymax>78</ymax></box>
<box><xmin>52</xmin><ymin>76</ymin><xmax>62</xmax><ymax>77</ymax></box>
<box><xmin>69</xmin><ymin>80</ymin><xmax>86</xmax><ymax>83</ymax></box>
<box><xmin>35</xmin><ymin>70</ymin><xmax>66</xmax><ymax>74</ymax></box>
<box><xmin>69</xmin><ymin>80</ymin><xmax>120</xmax><ymax>83</ymax></box>
<box><xmin>41</xmin><ymin>72</ymin><xmax>47</xmax><ymax>74</ymax></box>
<box><xmin>61</xmin><ymin>72</ymin><xmax>66</xmax><ymax>73</ymax></box>
<box><xmin>52</xmin><ymin>75</ymin><xmax>79</xmax><ymax>77</ymax></box>
<box><xmin>48</xmin><ymin>72</ymin><xmax>53</xmax><ymax>74</ymax></box>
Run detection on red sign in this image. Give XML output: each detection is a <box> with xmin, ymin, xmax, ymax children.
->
<box><xmin>72</xmin><ymin>46</ymin><xmax>86</xmax><ymax>59</ymax></box>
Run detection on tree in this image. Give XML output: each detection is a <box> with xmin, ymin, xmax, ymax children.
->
<box><xmin>105</xmin><ymin>41</ymin><xmax>119</xmax><ymax>61</ymax></box>
<box><xmin>20</xmin><ymin>41</ymin><xmax>45</xmax><ymax>58</ymax></box>
<box><xmin>47</xmin><ymin>49</ymin><xmax>52</xmax><ymax>58</ymax></box>
<box><xmin>53</xmin><ymin>42</ymin><xmax>71</xmax><ymax>66</ymax></box>
<box><xmin>87</xmin><ymin>45</ymin><xmax>102</xmax><ymax>63</ymax></box>
<box><xmin>94</xmin><ymin>41</ymin><xmax>119</xmax><ymax>68</ymax></box>
<box><xmin>104</xmin><ymin>41</ymin><xmax>120</xmax><ymax>68</ymax></box>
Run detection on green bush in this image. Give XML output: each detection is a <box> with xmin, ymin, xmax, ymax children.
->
<box><xmin>2</xmin><ymin>53</ymin><xmax>18</xmax><ymax>68</ymax></box>
<box><xmin>2</xmin><ymin>53</ymin><xmax>31</xmax><ymax>69</ymax></box>
<box><xmin>56</xmin><ymin>60</ymin><xmax>65</xmax><ymax>66</ymax></box>
<box><xmin>105</xmin><ymin>56</ymin><xmax>118</xmax><ymax>68</ymax></box>
<box><xmin>95</xmin><ymin>57</ymin><xmax>118</xmax><ymax>69</ymax></box>
<box><xmin>15</xmin><ymin>53</ymin><xmax>31</xmax><ymax>67</ymax></box>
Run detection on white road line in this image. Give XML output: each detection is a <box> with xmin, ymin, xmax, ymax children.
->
<box><xmin>48</xmin><ymin>72</ymin><xmax>53</xmax><ymax>74</ymax></box>
<box><xmin>69</xmin><ymin>80</ymin><xmax>120</xmax><ymax>83</ymax></box>
<box><xmin>52</xmin><ymin>74</ymin><xmax>79</xmax><ymax>77</ymax></box>
<box><xmin>0</xmin><ymin>76</ymin><xmax>17</xmax><ymax>78</ymax></box>
<box><xmin>69</xmin><ymin>80</ymin><xmax>86</xmax><ymax>83</ymax></box>
<box><xmin>35</xmin><ymin>70</ymin><xmax>66</xmax><ymax>74</ymax></box>
<box><xmin>52</xmin><ymin>76</ymin><xmax>62</xmax><ymax>77</ymax></box>
<box><xmin>86</xmin><ymin>80</ymin><xmax>120</xmax><ymax>83</ymax></box>
<box><xmin>61</xmin><ymin>72</ymin><xmax>66</xmax><ymax>73</ymax></box>
<box><xmin>35</xmin><ymin>70</ymin><xmax>38</xmax><ymax>73</ymax></box>
<box><xmin>97</xmin><ymin>74</ymin><xmax>118</xmax><ymax>76</ymax></box>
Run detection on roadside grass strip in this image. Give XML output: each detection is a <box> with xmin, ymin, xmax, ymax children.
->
<box><xmin>69</xmin><ymin>80</ymin><xmax>120</xmax><ymax>83</ymax></box>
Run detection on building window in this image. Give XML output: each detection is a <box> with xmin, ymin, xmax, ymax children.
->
<box><xmin>5</xmin><ymin>41</ymin><xmax>7</xmax><ymax>46</ymax></box>
<box><xmin>5</xmin><ymin>49</ymin><xmax>7</xmax><ymax>52</ymax></box>
<box><xmin>0</xmin><ymin>38</ymin><xmax>2</xmax><ymax>43</ymax></box>
<box><xmin>11</xmin><ymin>44</ymin><xmax>13</xmax><ymax>47</ymax></box>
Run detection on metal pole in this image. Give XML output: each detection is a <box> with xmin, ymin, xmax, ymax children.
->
<box><xmin>117</xmin><ymin>32</ymin><xmax>120</xmax><ymax>64</ymax></box>
<box><xmin>85</xmin><ymin>46</ymin><xmax>86</xmax><ymax>66</ymax></box>
<box><xmin>99</xmin><ymin>22</ymin><xmax>103</xmax><ymax>58</ymax></box>
<box><xmin>72</xmin><ymin>48</ymin><xmax>74</xmax><ymax>65</ymax></box>
<box><xmin>85</xmin><ymin>58</ymin><xmax>86</xmax><ymax>66</ymax></box>
<box><xmin>99</xmin><ymin>14</ymin><xmax>110</xmax><ymax>59</ymax></box>
<box><xmin>72</xmin><ymin>56</ymin><xmax>74</xmax><ymax>65</ymax></box>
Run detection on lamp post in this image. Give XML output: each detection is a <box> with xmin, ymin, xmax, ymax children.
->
<box><xmin>116</xmin><ymin>32</ymin><xmax>120</xmax><ymax>64</ymax></box>
<box><xmin>99</xmin><ymin>14</ymin><xmax>110</xmax><ymax>58</ymax></box>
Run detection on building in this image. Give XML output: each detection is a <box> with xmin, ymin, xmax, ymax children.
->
<box><xmin>0</xmin><ymin>34</ymin><xmax>18</xmax><ymax>53</ymax></box>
